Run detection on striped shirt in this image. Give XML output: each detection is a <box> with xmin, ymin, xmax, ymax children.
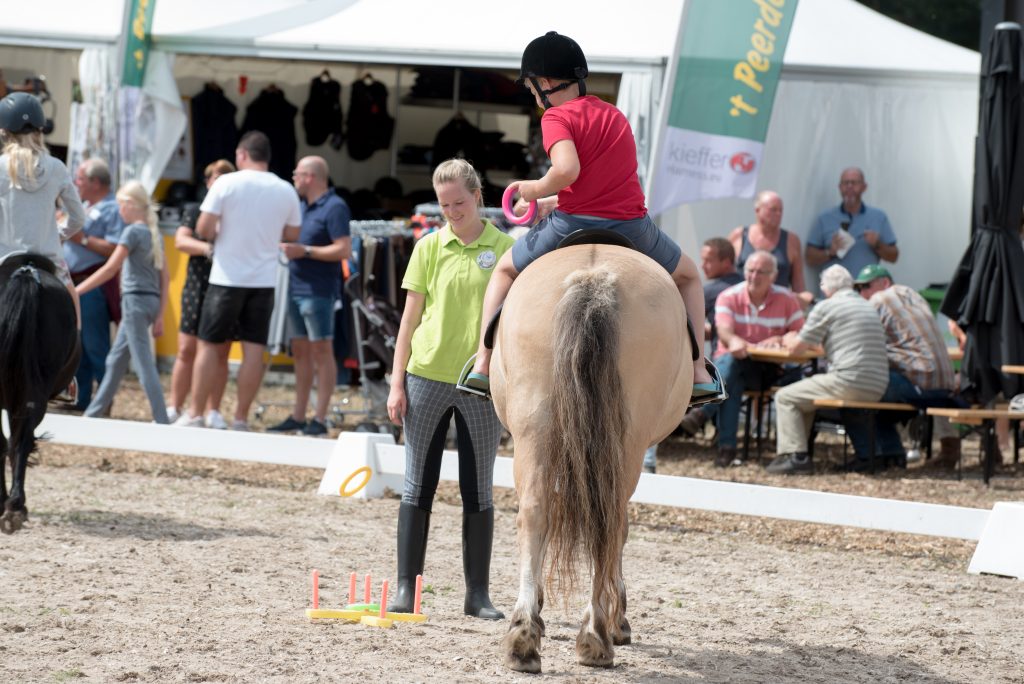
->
<box><xmin>870</xmin><ymin>284</ymin><xmax>956</xmax><ymax>391</ymax></box>
<box><xmin>799</xmin><ymin>288</ymin><xmax>889</xmax><ymax>394</ymax></box>
<box><xmin>714</xmin><ymin>283</ymin><xmax>804</xmax><ymax>356</ymax></box>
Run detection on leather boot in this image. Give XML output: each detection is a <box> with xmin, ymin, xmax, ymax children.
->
<box><xmin>463</xmin><ymin>508</ymin><xmax>504</xmax><ymax>620</ymax></box>
<box><xmin>391</xmin><ymin>502</ymin><xmax>430</xmax><ymax>613</ymax></box>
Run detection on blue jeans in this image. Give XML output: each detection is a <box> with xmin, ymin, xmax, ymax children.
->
<box><xmin>711</xmin><ymin>353</ymin><xmax>800</xmax><ymax>449</ymax></box>
<box><xmin>842</xmin><ymin>371</ymin><xmax>913</xmax><ymax>459</ymax></box>
<box><xmin>287</xmin><ymin>295</ymin><xmax>336</xmax><ymax>341</ymax></box>
<box><xmin>74</xmin><ymin>288</ymin><xmax>112</xmax><ymax>410</ymax></box>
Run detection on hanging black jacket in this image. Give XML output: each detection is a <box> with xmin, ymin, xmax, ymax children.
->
<box><xmin>241</xmin><ymin>88</ymin><xmax>298</xmax><ymax>180</ymax></box>
<box><xmin>302</xmin><ymin>73</ymin><xmax>344</xmax><ymax>149</ymax></box>
<box><xmin>347</xmin><ymin>77</ymin><xmax>394</xmax><ymax>161</ymax></box>
<box><xmin>190</xmin><ymin>84</ymin><xmax>238</xmax><ymax>182</ymax></box>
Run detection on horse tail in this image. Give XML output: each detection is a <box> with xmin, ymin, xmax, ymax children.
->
<box><xmin>545</xmin><ymin>267</ymin><xmax>627</xmax><ymax>612</ymax></box>
<box><xmin>0</xmin><ymin>267</ymin><xmax>44</xmax><ymax>416</ymax></box>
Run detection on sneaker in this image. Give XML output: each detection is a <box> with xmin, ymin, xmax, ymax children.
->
<box><xmin>173</xmin><ymin>412</ymin><xmax>204</xmax><ymax>428</ymax></box>
<box><xmin>714</xmin><ymin>446</ymin><xmax>738</xmax><ymax>468</ymax></box>
<box><xmin>230</xmin><ymin>420</ymin><xmax>250</xmax><ymax>432</ymax></box>
<box><xmin>167</xmin><ymin>407</ymin><xmax>180</xmax><ymax>423</ymax></box>
<box><xmin>267</xmin><ymin>416</ymin><xmax>306</xmax><ymax>433</ymax></box>
<box><xmin>766</xmin><ymin>452</ymin><xmax>813</xmax><ymax>475</ymax></box>
<box><xmin>54</xmin><ymin>377</ymin><xmax>79</xmax><ymax>404</ymax></box>
<box><xmin>678</xmin><ymin>408</ymin><xmax>708</xmax><ymax>437</ymax></box>
<box><xmin>204</xmin><ymin>410</ymin><xmax>228</xmax><ymax>430</ymax></box>
<box><xmin>303</xmin><ymin>419</ymin><xmax>328</xmax><ymax>437</ymax></box>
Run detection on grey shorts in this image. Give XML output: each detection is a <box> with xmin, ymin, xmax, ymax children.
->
<box><xmin>510</xmin><ymin>210</ymin><xmax>682</xmax><ymax>274</ymax></box>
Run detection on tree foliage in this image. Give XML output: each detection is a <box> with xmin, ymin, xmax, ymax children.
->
<box><xmin>856</xmin><ymin>0</ymin><xmax>981</xmax><ymax>51</ymax></box>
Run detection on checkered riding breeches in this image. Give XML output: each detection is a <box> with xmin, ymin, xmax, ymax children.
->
<box><xmin>400</xmin><ymin>373</ymin><xmax>503</xmax><ymax>513</ymax></box>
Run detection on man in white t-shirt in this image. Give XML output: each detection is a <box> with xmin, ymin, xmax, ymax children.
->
<box><xmin>176</xmin><ymin>131</ymin><xmax>301</xmax><ymax>430</ymax></box>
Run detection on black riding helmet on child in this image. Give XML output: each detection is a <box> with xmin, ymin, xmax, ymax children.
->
<box><xmin>0</xmin><ymin>92</ymin><xmax>49</xmax><ymax>135</ymax></box>
<box><xmin>519</xmin><ymin>31</ymin><xmax>588</xmax><ymax>109</ymax></box>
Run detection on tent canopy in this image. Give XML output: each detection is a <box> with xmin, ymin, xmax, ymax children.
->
<box><xmin>3</xmin><ymin>0</ymin><xmax>980</xmax><ymax>76</ymax></box>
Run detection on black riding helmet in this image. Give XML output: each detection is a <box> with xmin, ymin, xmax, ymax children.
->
<box><xmin>519</xmin><ymin>31</ymin><xmax>589</xmax><ymax>109</ymax></box>
<box><xmin>0</xmin><ymin>92</ymin><xmax>48</xmax><ymax>135</ymax></box>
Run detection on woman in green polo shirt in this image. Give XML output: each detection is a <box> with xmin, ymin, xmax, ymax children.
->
<box><xmin>386</xmin><ymin>158</ymin><xmax>514</xmax><ymax>618</ymax></box>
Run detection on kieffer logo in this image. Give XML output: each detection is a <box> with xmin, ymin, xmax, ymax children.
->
<box><xmin>729</xmin><ymin>152</ymin><xmax>756</xmax><ymax>174</ymax></box>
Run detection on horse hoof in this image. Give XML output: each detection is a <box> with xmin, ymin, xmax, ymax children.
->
<box><xmin>612</xmin><ymin>617</ymin><xmax>632</xmax><ymax>645</ymax></box>
<box><xmin>0</xmin><ymin>510</ymin><xmax>25</xmax><ymax>534</ymax></box>
<box><xmin>576</xmin><ymin>629</ymin><xmax>614</xmax><ymax>668</ymax></box>
<box><xmin>504</xmin><ymin>651</ymin><xmax>541</xmax><ymax>674</ymax></box>
<box><xmin>502</xmin><ymin>617</ymin><xmax>543</xmax><ymax>674</ymax></box>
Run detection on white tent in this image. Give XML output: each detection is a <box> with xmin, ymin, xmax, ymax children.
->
<box><xmin>2</xmin><ymin>0</ymin><xmax>980</xmax><ymax>289</ymax></box>
<box><xmin>657</xmin><ymin>0</ymin><xmax>980</xmax><ymax>293</ymax></box>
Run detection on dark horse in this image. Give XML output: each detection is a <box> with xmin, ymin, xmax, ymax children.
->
<box><xmin>0</xmin><ymin>252</ymin><xmax>79</xmax><ymax>533</ymax></box>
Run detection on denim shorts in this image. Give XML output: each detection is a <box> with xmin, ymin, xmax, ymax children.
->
<box><xmin>510</xmin><ymin>210</ymin><xmax>682</xmax><ymax>274</ymax></box>
<box><xmin>287</xmin><ymin>295</ymin><xmax>336</xmax><ymax>341</ymax></box>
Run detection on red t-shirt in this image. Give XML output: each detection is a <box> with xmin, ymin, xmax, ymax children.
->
<box><xmin>541</xmin><ymin>95</ymin><xmax>647</xmax><ymax>220</ymax></box>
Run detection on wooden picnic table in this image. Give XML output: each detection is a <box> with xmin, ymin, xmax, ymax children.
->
<box><xmin>746</xmin><ymin>347</ymin><xmax>824</xmax><ymax>364</ymax></box>
<box><xmin>948</xmin><ymin>346</ymin><xmax>963</xmax><ymax>362</ymax></box>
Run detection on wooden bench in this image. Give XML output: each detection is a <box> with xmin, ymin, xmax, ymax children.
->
<box><xmin>811</xmin><ymin>399</ymin><xmax>920</xmax><ymax>471</ymax></box>
<box><xmin>926</xmin><ymin>407</ymin><xmax>1024</xmax><ymax>484</ymax></box>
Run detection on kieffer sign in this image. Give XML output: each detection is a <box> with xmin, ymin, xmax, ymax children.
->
<box><xmin>649</xmin><ymin>0</ymin><xmax>797</xmax><ymax>214</ymax></box>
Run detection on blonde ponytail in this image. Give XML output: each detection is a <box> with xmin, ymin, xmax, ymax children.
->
<box><xmin>2</xmin><ymin>130</ymin><xmax>47</xmax><ymax>188</ymax></box>
<box><xmin>116</xmin><ymin>180</ymin><xmax>164</xmax><ymax>267</ymax></box>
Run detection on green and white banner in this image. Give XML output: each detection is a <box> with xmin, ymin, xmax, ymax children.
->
<box><xmin>121</xmin><ymin>0</ymin><xmax>156</xmax><ymax>87</ymax></box>
<box><xmin>648</xmin><ymin>0</ymin><xmax>797</xmax><ymax>215</ymax></box>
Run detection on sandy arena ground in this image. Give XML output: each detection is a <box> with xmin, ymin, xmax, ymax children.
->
<box><xmin>2</xmin><ymin>378</ymin><xmax>1023</xmax><ymax>683</ymax></box>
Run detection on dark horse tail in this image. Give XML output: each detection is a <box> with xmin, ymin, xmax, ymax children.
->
<box><xmin>545</xmin><ymin>268</ymin><xmax>626</xmax><ymax>615</ymax></box>
<box><xmin>0</xmin><ymin>266</ymin><xmax>47</xmax><ymax>417</ymax></box>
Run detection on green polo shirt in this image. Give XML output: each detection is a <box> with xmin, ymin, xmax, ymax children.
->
<box><xmin>403</xmin><ymin>220</ymin><xmax>514</xmax><ymax>384</ymax></box>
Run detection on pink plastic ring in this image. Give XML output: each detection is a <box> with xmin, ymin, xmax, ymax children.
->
<box><xmin>502</xmin><ymin>185</ymin><xmax>538</xmax><ymax>225</ymax></box>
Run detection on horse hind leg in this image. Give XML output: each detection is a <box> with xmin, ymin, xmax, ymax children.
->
<box><xmin>576</xmin><ymin>591</ymin><xmax>615</xmax><ymax>668</ymax></box>
<box><xmin>502</xmin><ymin>485</ymin><xmax>548</xmax><ymax>673</ymax></box>
<box><xmin>1</xmin><ymin>406</ymin><xmax>41</xmax><ymax>533</ymax></box>
<box><xmin>609</xmin><ymin>517</ymin><xmax>631</xmax><ymax>646</ymax></box>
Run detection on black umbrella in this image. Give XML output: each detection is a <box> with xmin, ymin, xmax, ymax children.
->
<box><xmin>941</xmin><ymin>21</ymin><xmax>1024</xmax><ymax>404</ymax></box>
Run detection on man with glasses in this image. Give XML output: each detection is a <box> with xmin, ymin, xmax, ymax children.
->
<box><xmin>685</xmin><ymin>250</ymin><xmax>804</xmax><ymax>467</ymax></box>
<box><xmin>805</xmin><ymin>167</ymin><xmax>898</xmax><ymax>279</ymax></box>
<box><xmin>268</xmin><ymin>156</ymin><xmax>351</xmax><ymax>437</ymax></box>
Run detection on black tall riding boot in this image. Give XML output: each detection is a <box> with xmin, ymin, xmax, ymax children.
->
<box><xmin>463</xmin><ymin>508</ymin><xmax>504</xmax><ymax>620</ymax></box>
<box><xmin>391</xmin><ymin>502</ymin><xmax>430</xmax><ymax>614</ymax></box>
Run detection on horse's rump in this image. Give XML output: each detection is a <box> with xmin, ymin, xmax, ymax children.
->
<box><xmin>492</xmin><ymin>245</ymin><xmax>692</xmax><ymax>605</ymax></box>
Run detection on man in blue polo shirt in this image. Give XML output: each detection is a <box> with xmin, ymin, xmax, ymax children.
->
<box><xmin>270</xmin><ymin>156</ymin><xmax>351</xmax><ymax>436</ymax></box>
<box><xmin>63</xmin><ymin>158</ymin><xmax>125</xmax><ymax>411</ymax></box>
<box><xmin>805</xmin><ymin>167</ymin><xmax>898</xmax><ymax>280</ymax></box>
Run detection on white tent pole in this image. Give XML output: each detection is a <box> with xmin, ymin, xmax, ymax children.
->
<box><xmin>645</xmin><ymin>0</ymin><xmax>690</xmax><ymax>216</ymax></box>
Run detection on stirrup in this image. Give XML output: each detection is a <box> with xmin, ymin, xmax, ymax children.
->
<box><xmin>689</xmin><ymin>360</ymin><xmax>727</xmax><ymax>408</ymax></box>
<box><xmin>456</xmin><ymin>355</ymin><xmax>491</xmax><ymax>400</ymax></box>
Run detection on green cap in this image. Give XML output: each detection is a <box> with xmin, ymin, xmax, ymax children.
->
<box><xmin>854</xmin><ymin>264</ymin><xmax>892</xmax><ymax>284</ymax></box>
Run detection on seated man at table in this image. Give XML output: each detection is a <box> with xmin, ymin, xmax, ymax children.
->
<box><xmin>684</xmin><ymin>250</ymin><xmax>804</xmax><ymax>467</ymax></box>
<box><xmin>855</xmin><ymin>264</ymin><xmax>961</xmax><ymax>465</ymax></box>
<box><xmin>769</xmin><ymin>265</ymin><xmax>890</xmax><ymax>474</ymax></box>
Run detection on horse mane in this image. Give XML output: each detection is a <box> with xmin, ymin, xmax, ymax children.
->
<box><xmin>545</xmin><ymin>267</ymin><xmax>626</xmax><ymax>614</ymax></box>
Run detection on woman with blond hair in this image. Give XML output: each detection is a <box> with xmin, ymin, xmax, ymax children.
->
<box><xmin>0</xmin><ymin>92</ymin><xmax>86</xmax><ymax>400</ymax></box>
<box><xmin>386</xmin><ymin>158</ymin><xmax>514</xmax><ymax>619</ymax></box>
<box><xmin>77</xmin><ymin>180</ymin><xmax>169</xmax><ymax>423</ymax></box>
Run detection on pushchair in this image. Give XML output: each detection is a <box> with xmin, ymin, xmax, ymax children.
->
<box><xmin>333</xmin><ymin>274</ymin><xmax>403</xmax><ymax>437</ymax></box>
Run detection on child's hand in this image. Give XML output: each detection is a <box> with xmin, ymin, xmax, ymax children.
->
<box><xmin>516</xmin><ymin>180</ymin><xmax>542</xmax><ymax>203</ymax></box>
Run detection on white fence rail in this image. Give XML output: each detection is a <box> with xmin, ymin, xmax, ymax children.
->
<box><xmin>36</xmin><ymin>415</ymin><xmax>1020</xmax><ymax>577</ymax></box>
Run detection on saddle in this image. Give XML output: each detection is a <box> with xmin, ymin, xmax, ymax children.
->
<box><xmin>482</xmin><ymin>230</ymin><xmax>698</xmax><ymax>360</ymax></box>
<box><xmin>0</xmin><ymin>251</ymin><xmax>59</xmax><ymax>284</ymax></box>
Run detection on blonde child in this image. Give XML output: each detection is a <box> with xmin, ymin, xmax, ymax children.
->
<box><xmin>77</xmin><ymin>181</ymin><xmax>169</xmax><ymax>423</ymax></box>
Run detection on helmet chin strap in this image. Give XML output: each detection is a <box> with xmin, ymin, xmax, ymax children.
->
<box><xmin>529</xmin><ymin>76</ymin><xmax>586</xmax><ymax>110</ymax></box>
